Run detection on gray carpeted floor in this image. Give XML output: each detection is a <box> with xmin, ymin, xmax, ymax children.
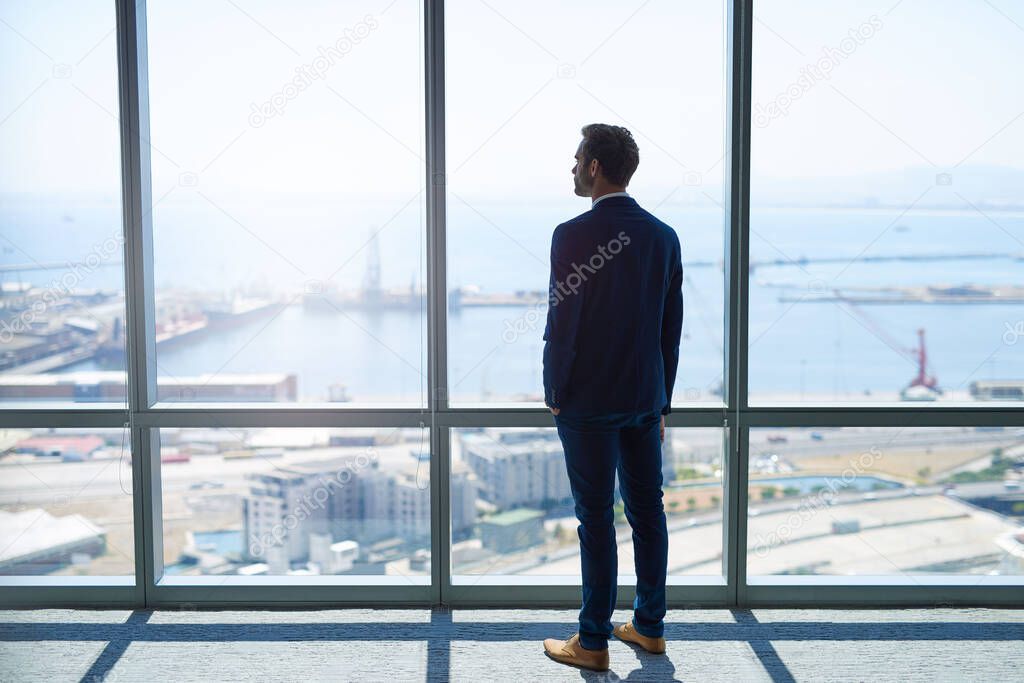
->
<box><xmin>1</xmin><ymin>607</ymin><xmax>1023</xmax><ymax>682</ymax></box>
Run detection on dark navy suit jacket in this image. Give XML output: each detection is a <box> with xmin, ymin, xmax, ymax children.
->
<box><xmin>542</xmin><ymin>194</ymin><xmax>684</xmax><ymax>417</ymax></box>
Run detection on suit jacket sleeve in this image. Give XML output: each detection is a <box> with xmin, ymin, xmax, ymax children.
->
<box><xmin>660</xmin><ymin>235</ymin><xmax>684</xmax><ymax>415</ymax></box>
<box><xmin>542</xmin><ymin>225</ymin><xmax>584</xmax><ymax>409</ymax></box>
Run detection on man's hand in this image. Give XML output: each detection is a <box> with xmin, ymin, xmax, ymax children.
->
<box><xmin>549</xmin><ymin>405</ymin><xmax>560</xmax><ymax>416</ymax></box>
<box><xmin>660</xmin><ymin>415</ymin><xmax>665</xmax><ymax>443</ymax></box>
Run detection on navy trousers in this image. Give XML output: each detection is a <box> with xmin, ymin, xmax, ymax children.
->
<box><xmin>554</xmin><ymin>409</ymin><xmax>669</xmax><ymax>651</ymax></box>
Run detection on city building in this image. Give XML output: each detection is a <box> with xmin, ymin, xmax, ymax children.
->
<box><xmin>478</xmin><ymin>508</ymin><xmax>546</xmax><ymax>555</ymax></box>
<box><xmin>0</xmin><ymin>509</ymin><xmax>106</xmax><ymax>575</ymax></box>
<box><xmin>242</xmin><ymin>468</ymin><xmax>325</xmax><ymax>564</ymax></box>
<box><xmin>13</xmin><ymin>434</ymin><xmax>106</xmax><ymax>460</ymax></box>
<box><xmin>0</xmin><ymin>371</ymin><xmax>298</xmax><ymax>402</ymax></box>
<box><xmin>309</xmin><ymin>535</ymin><xmax>359</xmax><ymax>574</ymax></box>
<box><xmin>461</xmin><ymin>428</ymin><xmax>676</xmax><ymax>508</ymax></box>
<box><xmin>971</xmin><ymin>380</ymin><xmax>1024</xmax><ymax>401</ymax></box>
<box><xmin>241</xmin><ymin>454</ymin><xmax>476</xmax><ymax>567</ymax></box>
<box><xmin>450</xmin><ymin>465</ymin><xmax>479</xmax><ymax>542</ymax></box>
<box><xmin>461</xmin><ymin>429</ymin><xmax>571</xmax><ymax>510</ymax></box>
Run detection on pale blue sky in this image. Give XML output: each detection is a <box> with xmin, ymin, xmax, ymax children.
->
<box><xmin>0</xmin><ymin>0</ymin><xmax>1021</xmax><ymax>204</ymax></box>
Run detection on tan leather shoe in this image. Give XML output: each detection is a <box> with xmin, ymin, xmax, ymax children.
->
<box><xmin>543</xmin><ymin>633</ymin><xmax>610</xmax><ymax>671</ymax></box>
<box><xmin>613</xmin><ymin>620</ymin><xmax>666</xmax><ymax>654</ymax></box>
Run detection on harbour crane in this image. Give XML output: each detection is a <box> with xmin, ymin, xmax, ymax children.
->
<box><xmin>833</xmin><ymin>290</ymin><xmax>941</xmax><ymax>400</ymax></box>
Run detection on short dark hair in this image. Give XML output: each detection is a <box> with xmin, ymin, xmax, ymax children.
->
<box><xmin>579</xmin><ymin>123</ymin><xmax>640</xmax><ymax>186</ymax></box>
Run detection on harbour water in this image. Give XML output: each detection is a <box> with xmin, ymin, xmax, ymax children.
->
<box><xmin>2</xmin><ymin>195</ymin><xmax>1021</xmax><ymax>403</ymax></box>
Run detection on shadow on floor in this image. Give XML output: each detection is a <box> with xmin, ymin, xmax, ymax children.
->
<box><xmin>2</xmin><ymin>608</ymin><xmax>1022</xmax><ymax>683</ymax></box>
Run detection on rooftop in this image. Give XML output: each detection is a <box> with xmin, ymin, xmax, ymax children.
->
<box><xmin>480</xmin><ymin>508</ymin><xmax>544</xmax><ymax>527</ymax></box>
<box><xmin>0</xmin><ymin>509</ymin><xmax>106</xmax><ymax>567</ymax></box>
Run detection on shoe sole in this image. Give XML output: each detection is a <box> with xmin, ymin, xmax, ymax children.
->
<box><xmin>613</xmin><ymin>632</ymin><xmax>666</xmax><ymax>655</ymax></box>
<box><xmin>543</xmin><ymin>650</ymin><xmax>610</xmax><ymax>672</ymax></box>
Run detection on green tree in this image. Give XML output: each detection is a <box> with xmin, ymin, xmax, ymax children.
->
<box><xmin>675</xmin><ymin>467</ymin><xmax>700</xmax><ymax>480</ymax></box>
<box><xmin>613</xmin><ymin>502</ymin><xmax>626</xmax><ymax>524</ymax></box>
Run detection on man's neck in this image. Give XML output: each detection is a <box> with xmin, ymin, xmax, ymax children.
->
<box><xmin>592</xmin><ymin>189</ymin><xmax>630</xmax><ymax>207</ymax></box>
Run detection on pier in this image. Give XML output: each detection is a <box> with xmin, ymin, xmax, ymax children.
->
<box><xmin>779</xmin><ymin>284</ymin><xmax>1024</xmax><ymax>305</ymax></box>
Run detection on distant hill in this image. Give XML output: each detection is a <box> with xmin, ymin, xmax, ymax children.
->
<box><xmin>750</xmin><ymin>165</ymin><xmax>1024</xmax><ymax>210</ymax></box>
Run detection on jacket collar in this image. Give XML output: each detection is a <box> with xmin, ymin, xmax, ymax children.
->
<box><xmin>591</xmin><ymin>194</ymin><xmax>637</xmax><ymax>209</ymax></box>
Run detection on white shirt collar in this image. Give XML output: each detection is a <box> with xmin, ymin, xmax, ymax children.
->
<box><xmin>592</xmin><ymin>191</ymin><xmax>631</xmax><ymax>208</ymax></box>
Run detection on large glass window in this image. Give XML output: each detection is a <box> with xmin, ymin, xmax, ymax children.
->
<box><xmin>451</xmin><ymin>427</ymin><xmax>725</xmax><ymax>581</ymax></box>
<box><xmin>160</xmin><ymin>427</ymin><xmax>429</xmax><ymax>581</ymax></box>
<box><xmin>446</xmin><ymin>0</ymin><xmax>727</xmax><ymax>406</ymax></box>
<box><xmin>0</xmin><ymin>1</ymin><xmax>127</xmax><ymax>404</ymax></box>
<box><xmin>747</xmin><ymin>427</ymin><xmax>1024</xmax><ymax>578</ymax></box>
<box><xmin>749</xmin><ymin>0</ymin><xmax>1024</xmax><ymax>404</ymax></box>
<box><xmin>146</xmin><ymin>0</ymin><xmax>426</xmax><ymax>405</ymax></box>
<box><xmin>0</xmin><ymin>427</ymin><xmax>134</xmax><ymax>576</ymax></box>
<box><xmin>3</xmin><ymin>0</ymin><xmax>1022</xmax><ymax>606</ymax></box>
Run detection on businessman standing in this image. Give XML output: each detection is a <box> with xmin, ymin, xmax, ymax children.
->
<box><xmin>542</xmin><ymin>124</ymin><xmax>684</xmax><ymax>672</ymax></box>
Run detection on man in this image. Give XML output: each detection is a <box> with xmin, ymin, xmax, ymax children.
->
<box><xmin>541</xmin><ymin>123</ymin><xmax>683</xmax><ymax>672</ymax></box>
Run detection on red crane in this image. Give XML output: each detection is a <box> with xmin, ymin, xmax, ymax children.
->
<box><xmin>908</xmin><ymin>328</ymin><xmax>938</xmax><ymax>390</ymax></box>
<box><xmin>834</xmin><ymin>291</ymin><xmax>939</xmax><ymax>396</ymax></box>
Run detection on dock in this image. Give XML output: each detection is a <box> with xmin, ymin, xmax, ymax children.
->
<box><xmin>780</xmin><ymin>284</ymin><xmax>1024</xmax><ymax>305</ymax></box>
